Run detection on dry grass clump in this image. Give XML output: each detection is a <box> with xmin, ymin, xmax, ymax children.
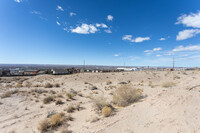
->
<box><xmin>112</xmin><ymin>85</ymin><xmax>143</xmax><ymax>107</ymax></box>
<box><xmin>25</xmin><ymin>82</ymin><xmax>32</xmax><ymax>88</ymax></box>
<box><xmin>102</xmin><ymin>106</ymin><xmax>112</xmax><ymax>117</ymax></box>
<box><xmin>182</xmin><ymin>71</ymin><xmax>188</xmax><ymax>75</ymax></box>
<box><xmin>16</xmin><ymin>82</ymin><xmax>23</xmax><ymax>88</ymax></box>
<box><xmin>38</xmin><ymin>113</ymin><xmax>65</xmax><ymax>132</ymax></box>
<box><xmin>66</xmin><ymin>105</ymin><xmax>75</xmax><ymax>113</ymax></box>
<box><xmin>1</xmin><ymin>91</ymin><xmax>12</xmax><ymax>98</ymax></box>
<box><xmin>0</xmin><ymin>90</ymin><xmax>18</xmax><ymax>99</ymax></box>
<box><xmin>54</xmin><ymin>83</ymin><xmax>60</xmax><ymax>88</ymax></box>
<box><xmin>90</xmin><ymin>86</ymin><xmax>98</xmax><ymax>90</ymax></box>
<box><xmin>173</xmin><ymin>75</ymin><xmax>180</xmax><ymax>80</ymax></box>
<box><xmin>66</xmin><ymin>114</ymin><xmax>73</xmax><ymax>121</ymax></box>
<box><xmin>162</xmin><ymin>82</ymin><xmax>176</xmax><ymax>88</ymax></box>
<box><xmin>92</xmin><ymin>95</ymin><xmax>108</xmax><ymax>111</ymax></box>
<box><xmin>44</xmin><ymin>83</ymin><xmax>53</xmax><ymax>88</ymax></box>
<box><xmin>66</xmin><ymin>93</ymin><xmax>74</xmax><ymax>100</ymax></box>
<box><xmin>56</xmin><ymin>99</ymin><xmax>63</xmax><ymax>105</ymax></box>
<box><xmin>43</xmin><ymin>96</ymin><xmax>54</xmax><ymax>104</ymax></box>
<box><xmin>106</xmin><ymin>80</ymin><xmax>112</xmax><ymax>85</ymax></box>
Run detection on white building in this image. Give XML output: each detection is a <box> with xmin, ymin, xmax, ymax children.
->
<box><xmin>117</xmin><ymin>67</ymin><xmax>139</xmax><ymax>71</ymax></box>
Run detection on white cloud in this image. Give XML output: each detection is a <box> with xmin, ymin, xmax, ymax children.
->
<box><xmin>70</xmin><ymin>12</ymin><xmax>76</xmax><ymax>16</ymax></box>
<box><xmin>153</xmin><ymin>47</ymin><xmax>162</xmax><ymax>51</ymax></box>
<box><xmin>114</xmin><ymin>54</ymin><xmax>119</xmax><ymax>57</ymax></box>
<box><xmin>56</xmin><ymin>21</ymin><xmax>61</xmax><ymax>26</ymax></box>
<box><xmin>71</xmin><ymin>24</ymin><xmax>98</xmax><ymax>34</ymax></box>
<box><xmin>176</xmin><ymin>29</ymin><xmax>200</xmax><ymax>40</ymax></box>
<box><xmin>104</xmin><ymin>29</ymin><xmax>112</xmax><ymax>33</ymax></box>
<box><xmin>134</xmin><ymin>37</ymin><xmax>150</xmax><ymax>43</ymax></box>
<box><xmin>30</xmin><ymin>10</ymin><xmax>41</xmax><ymax>15</ymax></box>
<box><xmin>122</xmin><ymin>35</ymin><xmax>150</xmax><ymax>43</ymax></box>
<box><xmin>56</xmin><ymin>5</ymin><xmax>64</xmax><ymax>11</ymax></box>
<box><xmin>173</xmin><ymin>44</ymin><xmax>200</xmax><ymax>52</ymax></box>
<box><xmin>176</xmin><ymin>11</ymin><xmax>200</xmax><ymax>28</ymax></box>
<box><xmin>107</xmin><ymin>15</ymin><xmax>113</xmax><ymax>21</ymax></box>
<box><xmin>96</xmin><ymin>23</ymin><xmax>108</xmax><ymax>28</ymax></box>
<box><xmin>14</xmin><ymin>0</ymin><xmax>22</xmax><ymax>3</ymax></box>
<box><xmin>159</xmin><ymin>38</ymin><xmax>166</xmax><ymax>41</ymax></box>
<box><xmin>144</xmin><ymin>47</ymin><xmax>162</xmax><ymax>53</ymax></box>
<box><xmin>156</xmin><ymin>55</ymin><xmax>162</xmax><ymax>57</ymax></box>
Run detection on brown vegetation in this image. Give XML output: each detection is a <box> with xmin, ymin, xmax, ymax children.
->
<box><xmin>112</xmin><ymin>85</ymin><xmax>143</xmax><ymax>107</ymax></box>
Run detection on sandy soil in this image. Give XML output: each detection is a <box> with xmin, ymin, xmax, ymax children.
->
<box><xmin>0</xmin><ymin>71</ymin><xmax>200</xmax><ymax>133</ymax></box>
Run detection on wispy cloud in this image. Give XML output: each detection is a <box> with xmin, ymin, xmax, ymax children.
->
<box><xmin>30</xmin><ymin>10</ymin><xmax>48</xmax><ymax>21</ymax></box>
<box><xmin>104</xmin><ymin>29</ymin><xmax>112</xmax><ymax>33</ymax></box>
<box><xmin>39</xmin><ymin>17</ymin><xmax>48</xmax><ymax>21</ymax></box>
<box><xmin>122</xmin><ymin>35</ymin><xmax>150</xmax><ymax>43</ymax></box>
<box><xmin>114</xmin><ymin>54</ymin><xmax>119</xmax><ymax>57</ymax></box>
<box><xmin>71</xmin><ymin>24</ymin><xmax>98</xmax><ymax>34</ymax></box>
<box><xmin>176</xmin><ymin>11</ymin><xmax>200</xmax><ymax>28</ymax></box>
<box><xmin>96</xmin><ymin>23</ymin><xmax>108</xmax><ymax>28</ymax></box>
<box><xmin>30</xmin><ymin>10</ymin><xmax>41</xmax><ymax>15</ymax></box>
<box><xmin>56</xmin><ymin>5</ymin><xmax>64</xmax><ymax>11</ymax></box>
<box><xmin>69</xmin><ymin>12</ymin><xmax>76</xmax><ymax>16</ymax></box>
<box><xmin>107</xmin><ymin>15</ymin><xmax>113</xmax><ymax>21</ymax></box>
<box><xmin>56</xmin><ymin>21</ymin><xmax>61</xmax><ymax>26</ymax></box>
<box><xmin>159</xmin><ymin>38</ymin><xmax>166</xmax><ymax>41</ymax></box>
<box><xmin>144</xmin><ymin>47</ymin><xmax>162</xmax><ymax>54</ymax></box>
<box><xmin>173</xmin><ymin>44</ymin><xmax>200</xmax><ymax>52</ymax></box>
<box><xmin>14</xmin><ymin>0</ymin><xmax>22</xmax><ymax>3</ymax></box>
<box><xmin>176</xmin><ymin>29</ymin><xmax>200</xmax><ymax>40</ymax></box>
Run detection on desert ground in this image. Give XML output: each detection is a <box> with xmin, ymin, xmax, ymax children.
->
<box><xmin>0</xmin><ymin>71</ymin><xmax>200</xmax><ymax>133</ymax></box>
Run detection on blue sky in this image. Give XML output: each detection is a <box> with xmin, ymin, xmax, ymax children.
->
<box><xmin>0</xmin><ymin>0</ymin><xmax>200</xmax><ymax>67</ymax></box>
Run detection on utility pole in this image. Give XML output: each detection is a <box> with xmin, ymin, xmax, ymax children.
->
<box><xmin>173</xmin><ymin>57</ymin><xmax>175</xmax><ymax>70</ymax></box>
<box><xmin>83</xmin><ymin>60</ymin><xmax>85</xmax><ymax>72</ymax></box>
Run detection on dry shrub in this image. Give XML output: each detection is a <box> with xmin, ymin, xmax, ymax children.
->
<box><xmin>16</xmin><ymin>82</ymin><xmax>23</xmax><ymax>88</ymax></box>
<box><xmin>25</xmin><ymin>82</ymin><xmax>32</xmax><ymax>88</ymax></box>
<box><xmin>75</xmin><ymin>102</ymin><xmax>81</xmax><ymax>111</ymax></box>
<box><xmin>162</xmin><ymin>82</ymin><xmax>176</xmax><ymax>88</ymax></box>
<box><xmin>0</xmin><ymin>90</ymin><xmax>18</xmax><ymax>99</ymax></box>
<box><xmin>92</xmin><ymin>95</ymin><xmax>107</xmax><ymax>111</ymax></box>
<box><xmin>102</xmin><ymin>106</ymin><xmax>112</xmax><ymax>117</ymax></box>
<box><xmin>66</xmin><ymin>93</ymin><xmax>74</xmax><ymax>100</ymax></box>
<box><xmin>182</xmin><ymin>71</ymin><xmax>187</xmax><ymax>75</ymax></box>
<box><xmin>44</xmin><ymin>83</ymin><xmax>53</xmax><ymax>88</ymax></box>
<box><xmin>38</xmin><ymin>113</ymin><xmax>65</xmax><ymax>132</ymax></box>
<box><xmin>57</xmin><ymin>94</ymin><xmax>63</xmax><ymax>98</ymax></box>
<box><xmin>1</xmin><ymin>91</ymin><xmax>12</xmax><ymax>98</ymax></box>
<box><xmin>112</xmin><ymin>85</ymin><xmax>143</xmax><ymax>107</ymax></box>
<box><xmin>43</xmin><ymin>96</ymin><xmax>54</xmax><ymax>104</ymax></box>
<box><xmin>84</xmin><ymin>82</ymin><xmax>89</xmax><ymax>84</ymax></box>
<box><xmin>54</xmin><ymin>83</ymin><xmax>60</xmax><ymax>88</ymax></box>
<box><xmin>56</xmin><ymin>99</ymin><xmax>63</xmax><ymax>105</ymax></box>
<box><xmin>106</xmin><ymin>80</ymin><xmax>112</xmax><ymax>85</ymax></box>
<box><xmin>173</xmin><ymin>75</ymin><xmax>180</xmax><ymax>80</ymax></box>
<box><xmin>66</xmin><ymin>114</ymin><xmax>73</xmax><ymax>121</ymax></box>
<box><xmin>66</xmin><ymin>105</ymin><xmax>75</xmax><ymax>113</ymax></box>
<box><xmin>90</xmin><ymin>86</ymin><xmax>98</xmax><ymax>90</ymax></box>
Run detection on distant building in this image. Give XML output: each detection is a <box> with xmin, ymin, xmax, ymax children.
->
<box><xmin>117</xmin><ymin>67</ymin><xmax>139</xmax><ymax>71</ymax></box>
<box><xmin>10</xmin><ymin>68</ymin><xmax>20</xmax><ymax>76</ymax></box>
<box><xmin>2</xmin><ymin>70</ymin><xmax>11</xmax><ymax>76</ymax></box>
<box><xmin>51</xmin><ymin>69</ymin><xmax>70</xmax><ymax>75</ymax></box>
<box><xmin>37</xmin><ymin>70</ymin><xmax>46</xmax><ymax>75</ymax></box>
<box><xmin>23</xmin><ymin>70</ymin><xmax>40</xmax><ymax>75</ymax></box>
